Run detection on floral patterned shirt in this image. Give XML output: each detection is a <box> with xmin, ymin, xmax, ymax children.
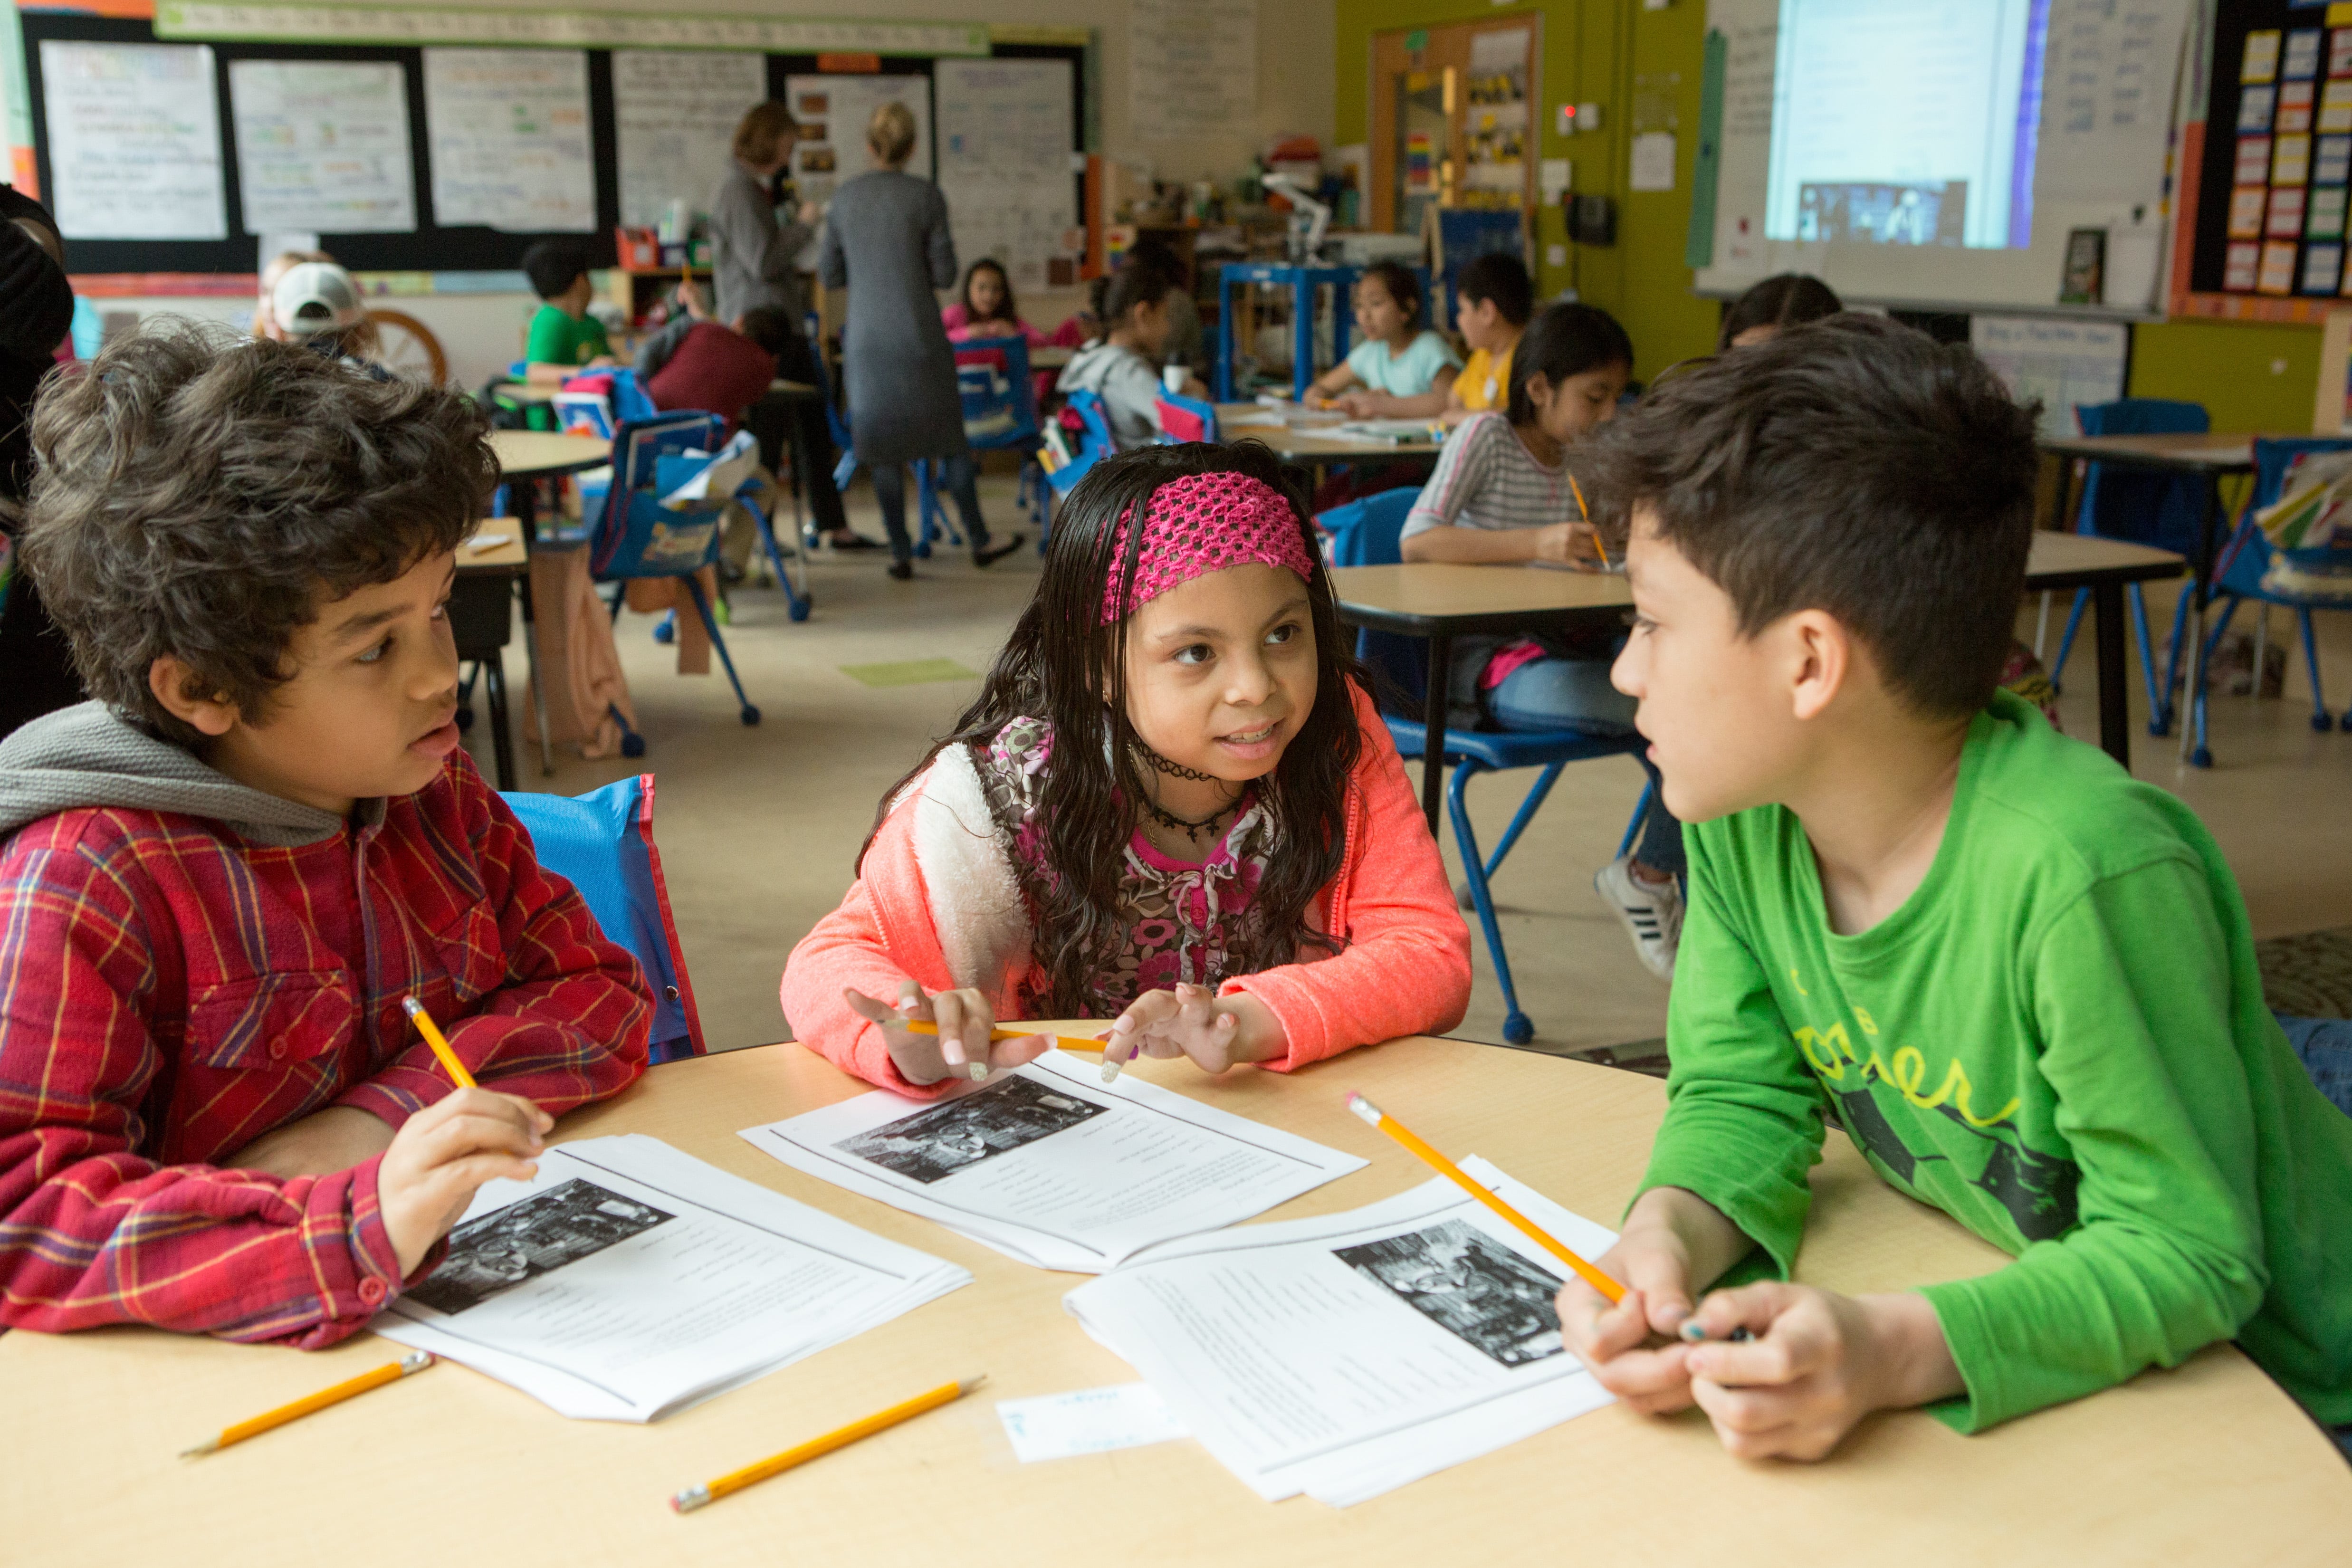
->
<box><xmin>973</xmin><ymin>716</ymin><xmax>1276</xmax><ymax>1017</ymax></box>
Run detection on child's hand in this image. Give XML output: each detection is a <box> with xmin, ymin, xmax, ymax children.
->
<box><xmin>1677</xmin><ymin>1283</ymin><xmax>1962</xmax><ymax>1461</ymax></box>
<box><xmin>1557</xmin><ymin>1227</ymin><xmax>1705</xmax><ymax>1414</ymax></box>
<box><xmin>1101</xmin><ymin>984</ymin><xmax>1282</xmax><ymax>1077</ymax></box>
<box><xmin>225</xmin><ymin>1105</ymin><xmax>395</xmax><ymax>1178</ymax></box>
<box><xmin>843</xmin><ymin>981</ymin><xmax>1051</xmax><ymax>1086</ymax></box>
<box><xmin>677</xmin><ymin>276</ymin><xmax>708</xmax><ymax>320</ymax></box>
<box><xmin>379</xmin><ymin>1088</ymin><xmax>553</xmax><ymax>1278</ymax></box>
<box><xmin>1533</xmin><ymin>521</ymin><xmax>1606</xmax><ymax>569</ymax></box>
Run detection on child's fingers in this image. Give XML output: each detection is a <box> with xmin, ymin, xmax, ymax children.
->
<box><xmin>995</xmin><ymin>1033</ymin><xmax>1053</xmax><ymax>1070</ymax></box>
<box><xmin>843</xmin><ymin>987</ymin><xmax>905</xmax><ymax>1028</ymax></box>
<box><xmin>1105</xmin><ymin>991</ymin><xmax>1180</xmax><ymax>1076</ymax></box>
<box><xmin>1559</xmin><ymin>1282</ymin><xmax>1652</xmax><ymax>1363</ymax></box>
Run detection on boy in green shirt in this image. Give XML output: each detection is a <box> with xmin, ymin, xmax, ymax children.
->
<box><xmin>521</xmin><ymin>239</ymin><xmax>614</xmax><ymax>383</ymax></box>
<box><xmin>1560</xmin><ymin>313</ymin><xmax>2352</xmax><ymax>1463</ymax></box>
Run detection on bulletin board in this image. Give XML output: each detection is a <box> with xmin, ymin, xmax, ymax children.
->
<box><xmin>14</xmin><ymin>9</ymin><xmax>1086</xmax><ymax>285</ymax></box>
<box><xmin>2176</xmin><ymin>0</ymin><xmax>2352</xmax><ymax>323</ymax></box>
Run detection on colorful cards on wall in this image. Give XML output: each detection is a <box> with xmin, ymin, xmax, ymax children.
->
<box><xmin>2228</xmin><ymin>23</ymin><xmax>2352</xmax><ymax>299</ymax></box>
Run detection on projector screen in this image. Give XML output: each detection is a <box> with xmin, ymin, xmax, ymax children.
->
<box><xmin>1696</xmin><ymin>0</ymin><xmax>2194</xmax><ymax>314</ymax></box>
<box><xmin>1765</xmin><ymin>0</ymin><xmax>2045</xmax><ymax>250</ymax></box>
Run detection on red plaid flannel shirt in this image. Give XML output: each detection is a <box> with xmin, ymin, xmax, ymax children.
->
<box><xmin>0</xmin><ymin>751</ymin><xmax>650</xmax><ymax>1347</ymax></box>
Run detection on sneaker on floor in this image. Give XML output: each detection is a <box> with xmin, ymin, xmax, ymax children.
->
<box><xmin>973</xmin><ymin>535</ymin><xmax>1027</xmax><ymax>568</ymax></box>
<box><xmin>886</xmin><ymin>559</ymin><xmax>914</xmax><ymax>581</ymax></box>
<box><xmin>828</xmin><ymin>531</ymin><xmax>885</xmax><ymax>552</ymax></box>
<box><xmin>1594</xmin><ymin>856</ymin><xmax>1682</xmax><ymax>981</ymax></box>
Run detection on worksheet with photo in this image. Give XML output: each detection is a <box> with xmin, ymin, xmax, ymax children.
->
<box><xmin>1062</xmin><ymin>1160</ymin><xmax>1618</xmax><ymax>1507</ymax></box>
<box><xmin>740</xmin><ymin>1050</ymin><xmax>1366</xmax><ymax>1272</ymax></box>
<box><xmin>377</xmin><ymin>1134</ymin><xmax>969</xmax><ymax>1422</ymax></box>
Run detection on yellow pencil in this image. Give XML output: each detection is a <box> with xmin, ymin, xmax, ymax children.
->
<box><xmin>670</xmin><ymin>1375</ymin><xmax>985</xmax><ymax>1513</ymax></box>
<box><xmin>904</xmin><ymin>1019</ymin><xmax>1110</xmax><ymax>1077</ymax></box>
<box><xmin>180</xmin><ymin>1352</ymin><xmax>434</xmax><ymax>1457</ymax></box>
<box><xmin>1345</xmin><ymin>1092</ymin><xmax>1625</xmax><ymax>1304</ymax></box>
<box><xmin>401</xmin><ymin>995</ymin><xmax>476</xmax><ymax>1089</ymax></box>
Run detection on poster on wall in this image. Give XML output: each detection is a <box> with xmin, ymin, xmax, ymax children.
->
<box><xmin>1129</xmin><ymin>0</ymin><xmax>1256</xmax><ymax>142</ymax></box>
<box><xmin>612</xmin><ymin>50</ymin><xmax>767</xmax><ymax>230</ymax></box>
<box><xmin>228</xmin><ymin>59</ymin><xmax>416</xmax><ymax>234</ymax></box>
<box><xmin>422</xmin><ymin>47</ymin><xmax>596</xmax><ymax>233</ymax></box>
<box><xmin>935</xmin><ymin>57</ymin><xmax>1074</xmax><ymax>293</ymax></box>
<box><xmin>39</xmin><ymin>40</ymin><xmax>228</xmax><ymax>240</ymax></box>
<box><xmin>784</xmin><ymin>72</ymin><xmax>932</xmax><ymax>213</ymax></box>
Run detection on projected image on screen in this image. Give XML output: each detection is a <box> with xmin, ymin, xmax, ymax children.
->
<box><xmin>1796</xmin><ymin>182</ymin><xmax>1967</xmax><ymax>247</ymax></box>
<box><xmin>1764</xmin><ymin>0</ymin><xmax>2047</xmax><ymax>251</ymax></box>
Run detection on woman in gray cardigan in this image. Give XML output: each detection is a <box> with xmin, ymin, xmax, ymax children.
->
<box><xmin>819</xmin><ymin>101</ymin><xmax>1021</xmax><ymax>576</ymax></box>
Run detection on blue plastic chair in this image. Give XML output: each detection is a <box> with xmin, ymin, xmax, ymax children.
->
<box><xmin>909</xmin><ymin>336</ymin><xmax>1047</xmax><ymax>557</ymax></box>
<box><xmin>581</xmin><ymin>410</ymin><xmax>763</xmax><ymax>730</ymax></box>
<box><xmin>1154</xmin><ymin>390</ymin><xmax>1221</xmax><ymax>444</ymax></box>
<box><xmin>502</xmin><ymin>774</ymin><xmax>708</xmax><ymax>1065</ymax></box>
<box><xmin>2192</xmin><ymin>436</ymin><xmax>2352</xmax><ymax>755</ymax></box>
<box><xmin>1319</xmin><ymin>488</ymin><xmax>1652</xmax><ymax>1046</ymax></box>
<box><xmin>1043</xmin><ymin>389</ymin><xmax>1117</xmax><ymax>498</ymax></box>
<box><xmin>2047</xmin><ymin>398</ymin><xmax>2210</xmax><ymax>735</ymax></box>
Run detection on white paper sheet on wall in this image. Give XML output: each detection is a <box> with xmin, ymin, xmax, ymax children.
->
<box><xmin>612</xmin><ymin>50</ymin><xmax>767</xmax><ymax>230</ymax></box>
<box><xmin>39</xmin><ymin>40</ymin><xmax>227</xmax><ymax>241</ymax></box>
<box><xmin>1129</xmin><ymin>0</ymin><xmax>1257</xmax><ymax>142</ymax></box>
<box><xmin>1969</xmin><ymin>314</ymin><xmax>2128</xmax><ymax>438</ymax></box>
<box><xmin>422</xmin><ymin>47</ymin><xmax>595</xmax><ymax>233</ymax></box>
<box><xmin>2033</xmin><ymin>0</ymin><xmax>2193</xmax><ymax>204</ymax></box>
<box><xmin>228</xmin><ymin>59</ymin><xmax>415</xmax><ymax>236</ymax></box>
<box><xmin>936</xmin><ymin>57</ymin><xmax>1074</xmax><ymax>294</ymax></box>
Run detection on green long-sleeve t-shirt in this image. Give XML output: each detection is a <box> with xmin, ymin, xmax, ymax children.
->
<box><xmin>1641</xmin><ymin>690</ymin><xmax>2352</xmax><ymax>1434</ymax></box>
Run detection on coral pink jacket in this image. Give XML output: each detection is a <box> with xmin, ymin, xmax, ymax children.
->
<box><xmin>782</xmin><ymin>682</ymin><xmax>1470</xmax><ymax>1096</ymax></box>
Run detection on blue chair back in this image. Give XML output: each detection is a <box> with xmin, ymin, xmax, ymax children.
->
<box><xmin>2215</xmin><ymin>436</ymin><xmax>2352</xmax><ymax>596</ymax></box>
<box><xmin>953</xmin><ymin>336</ymin><xmax>1041</xmax><ymax>450</ymax></box>
<box><xmin>1045</xmin><ymin>390</ymin><xmax>1118</xmax><ymax>496</ymax></box>
<box><xmin>1316</xmin><ymin>487</ymin><xmax>1426</xmax><ymax>707</ymax></box>
<box><xmin>1154</xmin><ymin>390</ymin><xmax>1220</xmax><ymax>444</ymax></box>
<box><xmin>503</xmin><ymin>774</ymin><xmax>707</xmax><ymax>1064</ymax></box>
<box><xmin>2073</xmin><ymin>399</ymin><xmax>2209</xmax><ymax>556</ymax></box>
<box><xmin>584</xmin><ymin>411</ymin><xmax>726</xmax><ymax>581</ymax></box>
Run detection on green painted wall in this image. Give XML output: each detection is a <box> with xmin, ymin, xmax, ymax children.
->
<box><xmin>1333</xmin><ymin>0</ymin><xmax>2320</xmax><ymax>428</ymax></box>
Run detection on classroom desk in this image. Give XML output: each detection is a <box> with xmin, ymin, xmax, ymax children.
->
<box><xmin>1216</xmin><ymin>402</ymin><xmax>1445</xmax><ymax>483</ymax></box>
<box><xmin>1031</xmin><ymin>344</ymin><xmax>1073</xmax><ymax>370</ymax></box>
<box><xmin>449</xmin><ymin>529</ymin><xmax>528</xmax><ymax>791</ymax></box>
<box><xmin>2036</xmin><ymin>432</ymin><xmax>2288</xmax><ymax>768</ymax></box>
<box><xmin>1336</xmin><ymin>534</ymin><xmax>2186</xmax><ymax>830</ymax></box>
<box><xmin>2</xmin><ymin>1039</ymin><xmax>2342</xmax><ymax>1568</ymax></box>
<box><xmin>487</xmin><ymin>430</ymin><xmax>614</xmax><ymax>777</ymax></box>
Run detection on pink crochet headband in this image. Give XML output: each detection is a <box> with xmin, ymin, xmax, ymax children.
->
<box><xmin>1100</xmin><ymin>471</ymin><xmax>1318</xmax><ymax>625</ymax></box>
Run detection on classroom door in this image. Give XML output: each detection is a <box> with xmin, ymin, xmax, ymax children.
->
<box><xmin>1368</xmin><ymin>19</ymin><xmax>1540</xmax><ymax>236</ymax></box>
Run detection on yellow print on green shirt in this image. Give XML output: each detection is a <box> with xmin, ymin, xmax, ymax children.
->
<box><xmin>1792</xmin><ymin>1020</ymin><xmax>2023</xmax><ymax>1128</ymax></box>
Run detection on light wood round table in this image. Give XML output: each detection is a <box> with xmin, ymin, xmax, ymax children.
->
<box><xmin>2</xmin><ymin>1038</ymin><xmax>2341</xmax><ymax>1567</ymax></box>
<box><xmin>482</xmin><ymin>430</ymin><xmax>612</xmax><ymax>776</ymax></box>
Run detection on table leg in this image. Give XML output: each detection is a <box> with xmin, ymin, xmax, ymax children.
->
<box><xmin>1421</xmin><ymin>631</ymin><xmax>1451</xmax><ymax>832</ymax></box>
<box><xmin>484</xmin><ymin>657</ymin><xmax>516</xmax><ymax>793</ymax></box>
<box><xmin>2180</xmin><ymin>480</ymin><xmax>2222</xmax><ymax>766</ymax></box>
<box><xmin>2093</xmin><ymin>579</ymin><xmax>2130</xmax><ymax>770</ymax></box>
<box><xmin>512</xmin><ymin>482</ymin><xmax>558</xmax><ymax>778</ymax></box>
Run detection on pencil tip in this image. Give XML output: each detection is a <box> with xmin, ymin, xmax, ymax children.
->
<box><xmin>959</xmin><ymin>1373</ymin><xmax>988</xmax><ymax>1393</ymax></box>
<box><xmin>177</xmin><ymin>1440</ymin><xmax>218</xmax><ymax>1458</ymax></box>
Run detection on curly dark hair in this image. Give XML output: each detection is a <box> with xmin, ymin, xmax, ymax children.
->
<box><xmin>866</xmin><ymin>440</ymin><xmax>1368</xmax><ymax>1019</ymax></box>
<box><xmin>19</xmin><ymin>319</ymin><xmax>498</xmax><ymax>747</ymax></box>
<box><xmin>1583</xmin><ymin>312</ymin><xmax>2041</xmax><ymax>718</ymax></box>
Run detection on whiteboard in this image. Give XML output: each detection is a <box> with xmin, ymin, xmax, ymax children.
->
<box><xmin>422</xmin><ymin>47</ymin><xmax>595</xmax><ymax>233</ymax></box>
<box><xmin>612</xmin><ymin>50</ymin><xmax>766</xmax><ymax>230</ymax></box>
<box><xmin>935</xmin><ymin>57</ymin><xmax>1075</xmax><ymax>295</ymax></box>
<box><xmin>1969</xmin><ymin>315</ymin><xmax>2128</xmax><ymax>438</ymax></box>
<box><xmin>228</xmin><ymin>59</ymin><xmax>415</xmax><ymax>235</ymax></box>
<box><xmin>1696</xmin><ymin>0</ymin><xmax>2191</xmax><ymax>313</ymax></box>
<box><xmin>38</xmin><ymin>40</ymin><xmax>227</xmax><ymax>241</ymax></box>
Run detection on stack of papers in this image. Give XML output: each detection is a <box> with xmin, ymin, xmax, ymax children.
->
<box><xmin>1062</xmin><ymin>1158</ymin><xmax>1618</xmax><ymax>1506</ymax></box>
<box><xmin>376</xmin><ymin>1134</ymin><xmax>968</xmax><ymax>1422</ymax></box>
<box><xmin>1332</xmin><ymin>419</ymin><xmax>1445</xmax><ymax>444</ymax></box>
<box><xmin>739</xmin><ymin>1050</ymin><xmax>1366</xmax><ymax>1272</ymax></box>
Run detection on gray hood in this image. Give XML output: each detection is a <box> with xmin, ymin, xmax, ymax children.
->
<box><xmin>0</xmin><ymin>700</ymin><xmax>349</xmax><ymax>846</ymax></box>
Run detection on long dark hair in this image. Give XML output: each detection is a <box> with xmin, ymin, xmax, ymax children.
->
<box><xmin>865</xmin><ymin>441</ymin><xmax>1368</xmax><ymax>1016</ymax></box>
<box><xmin>960</xmin><ymin>257</ymin><xmax>1018</xmax><ymax>325</ymax></box>
<box><xmin>1505</xmin><ymin>301</ymin><xmax>1634</xmax><ymax>425</ymax></box>
<box><xmin>1717</xmin><ymin>273</ymin><xmax>1842</xmax><ymax>351</ymax></box>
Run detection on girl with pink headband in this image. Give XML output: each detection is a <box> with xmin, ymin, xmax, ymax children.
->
<box><xmin>782</xmin><ymin>442</ymin><xmax>1471</xmax><ymax>1094</ymax></box>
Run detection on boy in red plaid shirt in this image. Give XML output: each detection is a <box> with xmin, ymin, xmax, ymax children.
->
<box><xmin>0</xmin><ymin>323</ymin><xmax>651</xmax><ymax>1347</ymax></box>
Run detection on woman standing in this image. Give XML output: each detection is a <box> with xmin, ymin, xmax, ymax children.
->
<box><xmin>709</xmin><ymin>102</ymin><xmax>871</xmax><ymax>552</ymax></box>
<box><xmin>820</xmin><ymin>101</ymin><xmax>1021</xmax><ymax>578</ymax></box>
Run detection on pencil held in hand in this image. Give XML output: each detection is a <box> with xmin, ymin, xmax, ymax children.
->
<box><xmin>401</xmin><ymin>995</ymin><xmax>476</xmax><ymax>1089</ymax></box>
<box><xmin>903</xmin><ymin>1020</ymin><xmax>1110</xmax><ymax>1058</ymax></box>
<box><xmin>1345</xmin><ymin>1092</ymin><xmax>1625</xmax><ymax>1304</ymax></box>
<box><xmin>670</xmin><ymin>1375</ymin><xmax>985</xmax><ymax>1513</ymax></box>
<box><xmin>180</xmin><ymin>1352</ymin><xmax>434</xmax><ymax>1457</ymax></box>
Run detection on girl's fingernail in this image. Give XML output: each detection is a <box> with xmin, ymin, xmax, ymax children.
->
<box><xmin>1100</xmin><ymin>1061</ymin><xmax>1122</xmax><ymax>1084</ymax></box>
<box><xmin>1679</xmin><ymin>1321</ymin><xmax>1708</xmax><ymax>1341</ymax></box>
<box><xmin>969</xmin><ymin>1061</ymin><xmax>989</xmax><ymax>1080</ymax></box>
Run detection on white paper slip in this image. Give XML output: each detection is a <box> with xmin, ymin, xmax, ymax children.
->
<box><xmin>739</xmin><ymin>1050</ymin><xmax>1367</xmax><ymax>1272</ymax></box>
<box><xmin>376</xmin><ymin>1133</ymin><xmax>968</xmax><ymax>1423</ymax></box>
<box><xmin>997</xmin><ymin>1382</ymin><xmax>1191</xmax><ymax>1463</ymax></box>
<box><xmin>1063</xmin><ymin>1157</ymin><xmax>1618</xmax><ymax>1508</ymax></box>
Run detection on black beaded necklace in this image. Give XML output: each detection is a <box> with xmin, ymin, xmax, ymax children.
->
<box><xmin>1129</xmin><ymin>738</ymin><xmax>1222</xmax><ymax>783</ymax></box>
<box><xmin>1130</xmin><ymin>741</ymin><xmax>1242</xmax><ymax>841</ymax></box>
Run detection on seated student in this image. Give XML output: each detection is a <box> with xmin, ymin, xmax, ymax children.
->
<box><xmin>1306</xmin><ymin>262</ymin><xmax>1461</xmax><ymax>418</ymax></box>
<box><xmin>943</xmin><ymin>258</ymin><xmax>1047</xmax><ymax>346</ymax></box>
<box><xmin>0</xmin><ymin>184</ymin><xmax>82</xmax><ymax>743</ymax></box>
<box><xmin>0</xmin><ymin>323</ymin><xmax>652</xmax><ymax>1345</ymax></box>
<box><xmin>254</xmin><ymin>247</ymin><xmax>333</xmax><ymax>342</ymax></box>
<box><xmin>1401</xmin><ymin>302</ymin><xmax>1688</xmax><ymax>980</ymax></box>
<box><xmin>1716</xmin><ymin>271</ymin><xmax>1845</xmax><ymax>352</ymax></box>
<box><xmin>270</xmin><ymin>259</ymin><xmax>393</xmax><ymax>382</ymax></box>
<box><xmin>1441</xmin><ymin>253</ymin><xmax>1535</xmax><ymax>428</ymax></box>
<box><xmin>1056</xmin><ymin>261</ymin><xmax>1208</xmax><ymax>451</ymax></box>
<box><xmin>1560</xmin><ymin>314</ymin><xmax>2352</xmax><ymax>1464</ymax></box>
<box><xmin>636</xmin><ymin>287</ymin><xmax>798</xmax><ymax>435</ymax></box>
<box><xmin>782</xmin><ymin>442</ymin><xmax>1471</xmax><ymax>1092</ymax></box>
<box><xmin>521</xmin><ymin>239</ymin><xmax>617</xmax><ymax>383</ymax></box>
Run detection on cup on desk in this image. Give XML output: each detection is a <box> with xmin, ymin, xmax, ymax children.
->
<box><xmin>1164</xmin><ymin>365</ymin><xmax>1189</xmax><ymax>394</ymax></box>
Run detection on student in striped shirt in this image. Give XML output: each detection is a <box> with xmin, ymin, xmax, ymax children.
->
<box><xmin>1401</xmin><ymin>302</ymin><xmax>1688</xmax><ymax>980</ymax></box>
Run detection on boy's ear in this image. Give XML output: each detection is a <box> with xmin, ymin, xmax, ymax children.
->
<box><xmin>148</xmin><ymin>655</ymin><xmax>241</xmax><ymax>739</ymax></box>
<box><xmin>1785</xmin><ymin>610</ymin><xmax>1852</xmax><ymax>723</ymax></box>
